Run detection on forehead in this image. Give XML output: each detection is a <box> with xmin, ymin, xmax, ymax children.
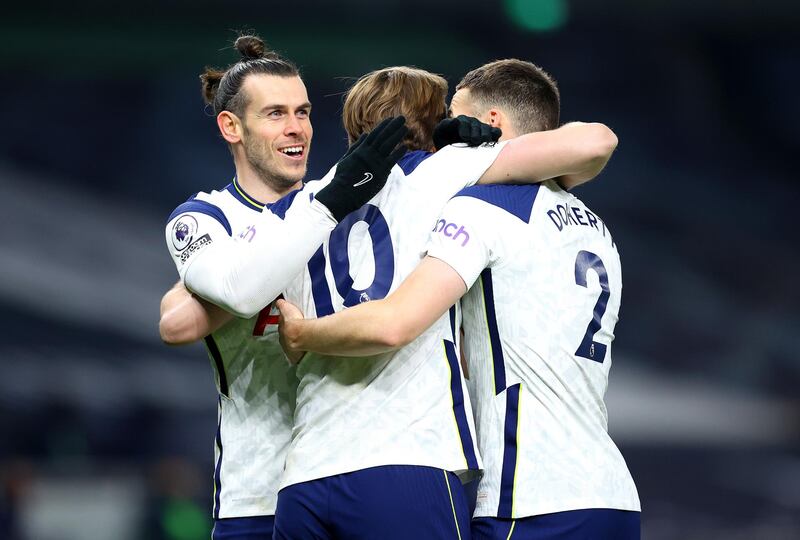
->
<box><xmin>242</xmin><ymin>74</ymin><xmax>309</xmax><ymax>109</ymax></box>
<box><xmin>449</xmin><ymin>88</ymin><xmax>474</xmax><ymax>116</ymax></box>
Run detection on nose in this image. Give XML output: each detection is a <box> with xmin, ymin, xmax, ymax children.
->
<box><xmin>285</xmin><ymin>114</ymin><xmax>303</xmax><ymax>138</ymax></box>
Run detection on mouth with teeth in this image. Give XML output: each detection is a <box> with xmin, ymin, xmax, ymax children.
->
<box><xmin>278</xmin><ymin>144</ymin><xmax>306</xmax><ymax>160</ymax></box>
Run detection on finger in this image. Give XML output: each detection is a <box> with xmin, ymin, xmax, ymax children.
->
<box><xmin>288</xmin><ymin>350</ymin><xmax>306</xmax><ymax>366</ymax></box>
<box><xmin>440</xmin><ymin>117</ymin><xmax>458</xmax><ymax>136</ymax></box>
<box><xmin>377</xmin><ymin>121</ymin><xmax>409</xmax><ymax>156</ymax></box>
<box><xmin>387</xmin><ymin>144</ymin><xmax>408</xmax><ymax>165</ymax></box>
<box><xmin>438</xmin><ymin>117</ymin><xmax>455</xmax><ymax>127</ymax></box>
<box><xmin>363</xmin><ymin>116</ymin><xmax>396</xmax><ymax>146</ymax></box>
<box><xmin>457</xmin><ymin>118</ymin><xmax>471</xmax><ymax>141</ymax></box>
<box><xmin>377</xmin><ymin>116</ymin><xmax>407</xmax><ymax>144</ymax></box>
<box><xmin>470</xmin><ymin>120</ymin><xmax>481</xmax><ymax>143</ymax></box>
<box><xmin>490</xmin><ymin>127</ymin><xmax>502</xmax><ymax>141</ymax></box>
<box><xmin>343</xmin><ymin>133</ymin><xmax>367</xmax><ymax>158</ymax></box>
<box><xmin>276</xmin><ymin>299</ymin><xmax>304</xmax><ymax>320</ymax></box>
<box><xmin>479</xmin><ymin>123</ymin><xmax>492</xmax><ymax>142</ymax></box>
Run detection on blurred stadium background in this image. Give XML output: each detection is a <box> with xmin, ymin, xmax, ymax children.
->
<box><xmin>1</xmin><ymin>0</ymin><xmax>798</xmax><ymax>538</ymax></box>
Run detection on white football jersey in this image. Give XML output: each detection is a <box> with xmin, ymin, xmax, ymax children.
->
<box><xmin>165</xmin><ymin>179</ymin><xmax>298</xmax><ymax>518</ymax></box>
<box><xmin>426</xmin><ymin>181</ymin><xmax>640</xmax><ymax>518</ymax></box>
<box><xmin>280</xmin><ymin>143</ymin><xmax>507</xmax><ymax>489</ymax></box>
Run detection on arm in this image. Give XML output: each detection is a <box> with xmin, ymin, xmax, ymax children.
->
<box><xmin>279</xmin><ymin>257</ymin><xmax>466</xmax><ymax>358</ymax></box>
<box><xmin>173</xmin><ymin>116</ymin><xmax>408</xmax><ymax>319</ymax></box>
<box><xmin>159</xmin><ymin>282</ymin><xmax>233</xmax><ymax>345</ymax></box>
<box><xmin>179</xmin><ymin>198</ymin><xmax>333</xmax><ymax>319</ymax></box>
<box><xmin>479</xmin><ymin>122</ymin><xmax>618</xmax><ymax>189</ymax></box>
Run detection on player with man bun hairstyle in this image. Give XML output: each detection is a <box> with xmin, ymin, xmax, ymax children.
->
<box><xmin>159</xmin><ymin>33</ymin><xmax>407</xmax><ymax>540</ymax></box>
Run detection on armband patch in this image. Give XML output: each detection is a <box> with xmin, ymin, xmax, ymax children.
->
<box><xmin>171</xmin><ymin>214</ymin><xmax>198</xmax><ymax>251</ymax></box>
<box><xmin>179</xmin><ymin>234</ymin><xmax>213</xmax><ymax>264</ymax></box>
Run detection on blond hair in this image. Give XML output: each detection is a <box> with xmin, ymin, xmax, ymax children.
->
<box><xmin>343</xmin><ymin>66</ymin><xmax>448</xmax><ymax>151</ymax></box>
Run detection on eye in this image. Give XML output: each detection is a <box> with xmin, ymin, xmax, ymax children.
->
<box><xmin>296</xmin><ymin>108</ymin><xmax>310</xmax><ymax>119</ymax></box>
<box><xmin>266</xmin><ymin>110</ymin><xmax>284</xmax><ymax>119</ymax></box>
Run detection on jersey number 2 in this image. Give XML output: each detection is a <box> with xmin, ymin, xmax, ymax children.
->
<box><xmin>574</xmin><ymin>250</ymin><xmax>610</xmax><ymax>363</ymax></box>
<box><xmin>307</xmin><ymin>204</ymin><xmax>395</xmax><ymax>316</ymax></box>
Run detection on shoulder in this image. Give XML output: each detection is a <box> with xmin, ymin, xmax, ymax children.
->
<box><xmin>397</xmin><ymin>150</ymin><xmax>435</xmax><ymax>176</ymax></box>
<box><xmin>166</xmin><ymin>190</ymin><xmax>232</xmax><ymax>236</ymax></box>
<box><xmin>453</xmin><ymin>183</ymin><xmax>542</xmax><ymax>224</ymax></box>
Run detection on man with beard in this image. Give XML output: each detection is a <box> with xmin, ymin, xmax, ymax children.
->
<box><xmin>164</xmin><ymin>61</ymin><xmax>617</xmax><ymax>539</ymax></box>
<box><xmin>160</xmin><ymin>34</ymin><xmax>408</xmax><ymax>540</ymax></box>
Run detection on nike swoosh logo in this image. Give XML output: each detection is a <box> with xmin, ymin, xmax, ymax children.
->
<box><xmin>353</xmin><ymin>172</ymin><xmax>373</xmax><ymax>187</ymax></box>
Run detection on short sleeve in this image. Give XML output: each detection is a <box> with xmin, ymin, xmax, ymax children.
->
<box><xmin>418</xmin><ymin>141</ymin><xmax>508</xmax><ymax>197</ymax></box>
<box><xmin>425</xmin><ymin>196</ymin><xmax>497</xmax><ymax>290</ymax></box>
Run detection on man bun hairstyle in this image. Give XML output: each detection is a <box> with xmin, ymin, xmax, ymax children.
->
<box><xmin>200</xmin><ymin>33</ymin><xmax>300</xmax><ymax>117</ymax></box>
<box><xmin>456</xmin><ymin>59</ymin><xmax>560</xmax><ymax>134</ymax></box>
<box><xmin>234</xmin><ymin>35</ymin><xmax>265</xmax><ymax>60</ymax></box>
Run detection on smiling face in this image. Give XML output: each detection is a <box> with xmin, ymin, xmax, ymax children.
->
<box><xmin>238</xmin><ymin>74</ymin><xmax>313</xmax><ymax>191</ymax></box>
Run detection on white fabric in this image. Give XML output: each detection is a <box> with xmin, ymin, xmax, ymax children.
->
<box><xmin>426</xmin><ymin>180</ymin><xmax>640</xmax><ymax>518</ymax></box>
<box><xmin>280</xmin><ymin>142</ymin><xmax>507</xmax><ymax>489</ymax></box>
<box><xmin>164</xmin><ymin>186</ymin><xmax>300</xmax><ymax>518</ymax></box>
<box><xmin>165</xmin><ymin>187</ymin><xmax>336</xmax><ymax>318</ymax></box>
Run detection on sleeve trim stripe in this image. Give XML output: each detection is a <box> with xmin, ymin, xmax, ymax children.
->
<box><xmin>168</xmin><ymin>200</ymin><xmax>232</xmax><ymax>236</ymax></box>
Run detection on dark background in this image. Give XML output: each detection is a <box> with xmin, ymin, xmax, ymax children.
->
<box><xmin>1</xmin><ymin>1</ymin><xmax>798</xmax><ymax>538</ymax></box>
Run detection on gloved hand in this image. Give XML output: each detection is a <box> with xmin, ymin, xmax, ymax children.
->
<box><xmin>316</xmin><ymin>116</ymin><xmax>408</xmax><ymax>221</ymax></box>
<box><xmin>432</xmin><ymin>115</ymin><xmax>501</xmax><ymax>150</ymax></box>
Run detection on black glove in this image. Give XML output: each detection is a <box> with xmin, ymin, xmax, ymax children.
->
<box><xmin>316</xmin><ymin>116</ymin><xmax>408</xmax><ymax>221</ymax></box>
<box><xmin>432</xmin><ymin>115</ymin><xmax>501</xmax><ymax>150</ymax></box>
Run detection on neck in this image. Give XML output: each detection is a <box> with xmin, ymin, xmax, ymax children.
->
<box><xmin>234</xmin><ymin>162</ymin><xmax>301</xmax><ymax>204</ymax></box>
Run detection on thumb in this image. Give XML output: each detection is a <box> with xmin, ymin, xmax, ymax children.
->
<box><xmin>277</xmin><ymin>299</ymin><xmax>304</xmax><ymax>320</ymax></box>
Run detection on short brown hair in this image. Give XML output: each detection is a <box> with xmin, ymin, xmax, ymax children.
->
<box><xmin>456</xmin><ymin>59</ymin><xmax>560</xmax><ymax>134</ymax></box>
<box><xmin>342</xmin><ymin>66</ymin><xmax>448</xmax><ymax>151</ymax></box>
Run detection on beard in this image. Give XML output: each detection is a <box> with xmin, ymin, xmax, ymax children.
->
<box><xmin>243</xmin><ymin>126</ymin><xmax>306</xmax><ymax>192</ymax></box>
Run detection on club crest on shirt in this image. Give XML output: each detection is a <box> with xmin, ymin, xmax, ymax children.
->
<box><xmin>172</xmin><ymin>214</ymin><xmax>198</xmax><ymax>251</ymax></box>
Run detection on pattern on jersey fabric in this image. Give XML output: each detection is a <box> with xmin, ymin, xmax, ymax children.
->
<box><xmin>478</xmin><ymin>268</ymin><xmax>521</xmax><ymax>518</ymax></box>
<box><xmin>499</xmin><ymin>384</ymin><xmax>521</xmax><ymax>518</ymax></box>
<box><xmin>479</xmin><ymin>269</ymin><xmax>506</xmax><ymax>395</ymax></box>
<box><xmin>443</xmin><ymin>340</ymin><xmax>479</xmax><ymax>471</ymax></box>
<box><xmin>204</xmin><ymin>336</ymin><xmax>229</xmax><ymax>397</ymax></box>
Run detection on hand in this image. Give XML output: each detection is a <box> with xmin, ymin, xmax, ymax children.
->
<box><xmin>315</xmin><ymin>116</ymin><xmax>408</xmax><ymax>221</ymax></box>
<box><xmin>276</xmin><ymin>299</ymin><xmax>307</xmax><ymax>365</ymax></box>
<box><xmin>432</xmin><ymin>115</ymin><xmax>501</xmax><ymax>150</ymax></box>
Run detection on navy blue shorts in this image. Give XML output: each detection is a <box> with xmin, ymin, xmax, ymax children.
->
<box><xmin>472</xmin><ymin>509</ymin><xmax>640</xmax><ymax>540</ymax></box>
<box><xmin>211</xmin><ymin>515</ymin><xmax>274</xmax><ymax>540</ymax></box>
<box><xmin>274</xmin><ymin>465</ymin><xmax>471</xmax><ymax>539</ymax></box>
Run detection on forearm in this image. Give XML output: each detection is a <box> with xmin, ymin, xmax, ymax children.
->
<box><xmin>479</xmin><ymin>122</ymin><xmax>618</xmax><ymax>187</ymax></box>
<box><xmin>283</xmin><ymin>257</ymin><xmax>466</xmax><ymax>357</ymax></box>
<box><xmin>556</xmin><ymin>122</ymin><xmax>618</xmax><ymax>189</ymax></box>
<box><xmin>160</xmin><ymin>284</ymin><xmax>233</xmax><ymax>345</ymax></box>
<box><xmin>285</xmin><ymin>299</ymin><xmax>406</xmax><ymax>357</ymax></box>
<box><xmin>185</xmin><ymin>195</ymin><xmax>336</xmax><ymax>318</ymax></box>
